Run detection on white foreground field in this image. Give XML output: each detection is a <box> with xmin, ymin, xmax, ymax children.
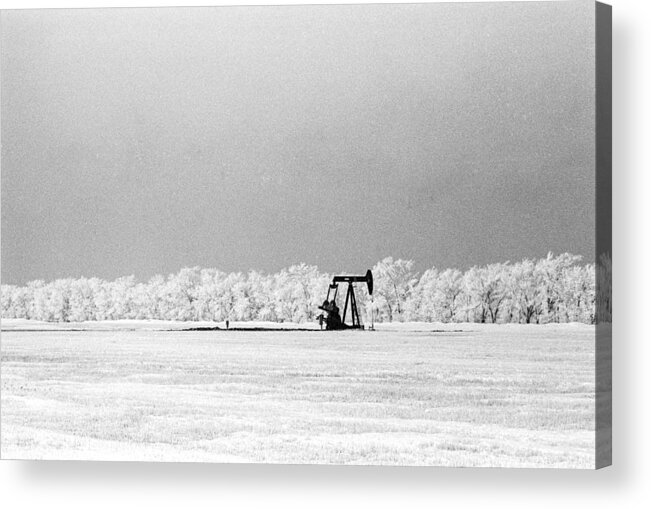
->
<box><xmin>1</xmin><ymin>320</ymin><xmax>596</xmax><ymax>467</ymax></box>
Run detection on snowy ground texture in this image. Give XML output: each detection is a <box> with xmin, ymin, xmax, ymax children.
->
<box><xmin>1</xmin><ymin>320</ymin><xmax>596</xmax><ymax>467</ymax></box>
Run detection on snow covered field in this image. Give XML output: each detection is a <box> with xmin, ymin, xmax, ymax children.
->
<box><xmin>0</xmin><ymin>320</ymin><xmax>597</xmax><ymax>467</ymax></box>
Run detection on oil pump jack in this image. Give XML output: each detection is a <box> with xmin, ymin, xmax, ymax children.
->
<box><xmin>317</xmin><ymin>269</ymin><xmax>373</xmax><ymax>330</ymax></box>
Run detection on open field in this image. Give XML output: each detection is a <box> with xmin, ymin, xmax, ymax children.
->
<box><xmin>1</xmin><ymin>321</ymin><xmax>596</xmax><ymax>467</ymax></box>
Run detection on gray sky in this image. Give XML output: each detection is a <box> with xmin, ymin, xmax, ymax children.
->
<box><xmin>1</xmin><ymin>2</ymin><xmax>595</xmax><ymax>285</ymax></box>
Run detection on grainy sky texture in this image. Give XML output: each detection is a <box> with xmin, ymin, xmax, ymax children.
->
<box><xmin>1</xmin><ymin>2</ymin><xmax>595</xmax><ymax>285</ymax></box>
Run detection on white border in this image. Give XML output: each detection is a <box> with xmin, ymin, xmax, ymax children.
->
<box><xmin>1</xmin><ymin>1</ymin><xmax>649</xmax><ymax>508</ymax></box>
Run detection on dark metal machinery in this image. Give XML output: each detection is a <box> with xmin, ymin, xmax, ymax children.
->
<box><xmin>318</xmin><ymin>270</ymin><xmax>373</xmax><ymax>330</ymax></box>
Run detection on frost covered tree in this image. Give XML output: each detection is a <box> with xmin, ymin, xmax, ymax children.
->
<box><xmin>560</xmin><ymin>263</ymin><xmax>596</xmax><ymax>323</ymax></box>
<box><xmin>66</xmin><ymin>278</ymin><xmax>99</xmax><ymax>322</ymax></box>
<box><xmin>247</xmin><ymin>270</ymin><xmax>277</xmax><ymax>321</ymax></box>
<box><xmin>534</xmin><ymin>252</ymin><xmax>583</xmax><ymax>323</ymax></box>
<box><xmin>103</xmin><ymin>276</ymin><xmax>136</xmax><ymax>320</ymax></box>
<box><xmin>372</xmin><ymin>258</ymin><xmax>417</xmax><ymax>322</ymax></box>
<box><xmin>406</xmin><ymin>268</ymin><xmax>439</xmax><ymax>321</ymax></box>
<box><xmin>436</xmin><ymin>268</ymin><xmax>464</xmax><ymax>322</ymax></box>
<box><xmin>272</xmin><ymin>265</ymin><xmax>325</xmax><ymax>323</ymax></box>
<box><xmin>507</xmin><ymin>259</ymin><xmax>546</xmax><ymax>324</ymax></box>
<box><xmin>1</xmin><ymin>285</ymin><xmax>17</xmax><ymax>318</ymax></box>
<box><xmin>465</xmin><ymin>263</ymin><xmax>508</xmax><ymax>323</ymax></box>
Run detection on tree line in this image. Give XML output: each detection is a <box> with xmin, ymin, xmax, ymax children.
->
<box><xmin>1</xmin><ymin>253</ymin><xmax>610</xmax><ymax>324</ymax></box>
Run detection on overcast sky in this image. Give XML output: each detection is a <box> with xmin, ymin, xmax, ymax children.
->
<box><xmin>1</xmin><ymin>2</ymin><xmax>595</xmax><ymax>285</ymax></box>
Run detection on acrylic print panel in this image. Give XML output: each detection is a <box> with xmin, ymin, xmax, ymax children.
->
<box><xmin>0</xmin><ymin>1</ymin><xmax>611</xmax><ymax>468</ymax></box>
